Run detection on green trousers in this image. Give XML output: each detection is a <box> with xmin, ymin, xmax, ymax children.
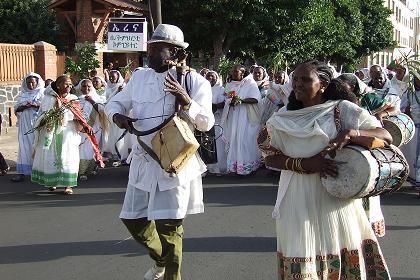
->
<box><xmin>121</xmin><ymin>218</ymin><xmax>184</xmax><ymax>280</ymax></box>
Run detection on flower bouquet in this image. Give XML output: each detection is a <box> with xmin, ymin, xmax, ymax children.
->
<box><xmin>225</xmin><ymin>90</ymin><xmax>242</xmax><ymax>107</ymax></box>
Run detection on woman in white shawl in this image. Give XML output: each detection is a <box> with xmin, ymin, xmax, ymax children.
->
<box><xmin>92</xmin><ymin>76</ymin><xmax>107</xmax><ymax>103</ymax></box>
<box><xmin>253</xmin><ymin>66</ymin><xmax>269</xmax><ymax>98</ymax></box>
<box><xmin>205</xmin><ymin>70</ymin><xmax>227</xmax><ymax>174</ymax></box>
<box><xmin>77</xmin><ymin>79</ymin><xmax>107</xmax><ymax>180</ymax></box>
<box><xmin>402</xmin><ymin>77</ymin><xmax>420</xmax><ymax>195</ymax></box>
<box><xmin>12</xmin><ymin>73</ymin><xmax>45</xmax><ymax>182</ymax></box>
<box><xmin>221</xmin><ymin>64</ymin><xmax>262</xmax><ymax>175</ymax></box>
<box><xmin>31</xmin><ymin>76</ymin><xmax>83</xmax><ymax>195</ymax></box>
<box><xmin>102</xmin><ymin>70</ymin><xmax>129</xmax><ymax>163</ymax></box>
<box><xmin>260</xmin><ymin>70</ymin><xmax>289</xmax><ymax>124</ymax></box>
<box><xmin>263</xmin><ymin>61</ymin><xmax>392</xmax><ymax>279</ymax></box>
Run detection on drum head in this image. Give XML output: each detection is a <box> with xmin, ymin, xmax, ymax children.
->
<box><xmin>383</xmin><ymin>120</ymin><xmax>403</xmax><ymax>147</ymax></box>
<box><xmin>321</xmin><ymin>146</ymin><xmax>378</xmax><ymax>199</ymax></box>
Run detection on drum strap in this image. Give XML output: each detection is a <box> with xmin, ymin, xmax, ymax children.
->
<box><xmin>334</xmin><ymin>101</ymin><xmax>342</xmax><ymax>132</ymax></box>
<box><xmin>136</xmin><ymin>135</ymin><xmax>165</xmax><ymax>169</ymax></box>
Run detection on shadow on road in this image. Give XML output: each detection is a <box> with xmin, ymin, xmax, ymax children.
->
<box><xmin>386</xmin><ymin>225</ymin><xmax>420</xmax><ymax>230</ymax></box>
<box><xmin>381</xmin><ymin>189</ymin><xmax>420</xmax><ymax>206</ymax></box>
<box><xmin>0</xmin><ymin>236</ymin><xmax>276</xmax><ymax>264</ymax></box>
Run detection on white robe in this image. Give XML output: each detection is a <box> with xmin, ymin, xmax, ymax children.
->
<box><xmin>221</xmin><ymin>76</ymin><xmax>262</xmax><ymax>175</ymax></box>
<box><xmin>103</xmin><ymin>72</ymin><xmax>128</xmax><ymax>160</ymax></box>
<box><xmin>14</xmin><ymin>73</ymin><xmax>44</xmax><ymax>175</ymax></box>
<box><xmin>267</xmin><ymin>100</ymin><xmax>390</xmax><ymax>279</ymax></box>
<box><xmin>207</xmin><ymin>84</ymin><xmax>227</xmax><ymax>174</ymax></box>
<box><xmin>105</xmin><ymin>67</ymin><xmax>214</xmax><ymax>220</ymax></box>
<box><xmin>402</xmin><ymin>89</ymin><xmax>420</xmax><ymax>187</ymax></box>
<box><xmin>31</xmin><ymin>88</ymin><xmax>81</xmax><ymax>188</ymax></box>
<box><xmin>78</xmin><ymin>92</ymin><xmax>104</xmax><ymax>175</ymax></box>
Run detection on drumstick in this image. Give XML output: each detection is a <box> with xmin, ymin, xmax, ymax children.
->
<box><xmin>334</xmin><ymin>161</ymin><xmax>347</xmax><ymax>165</ymax></box>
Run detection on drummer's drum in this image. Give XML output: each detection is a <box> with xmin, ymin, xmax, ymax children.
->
<box><xmin>382</xmin><ymin>113</ymin><xmax>415</xmax><ymax>147</ymax></box>
<box><xmin>321</xmin><ymin>145</ymin><xmax>409</xmax><ymax>199</ymax></box>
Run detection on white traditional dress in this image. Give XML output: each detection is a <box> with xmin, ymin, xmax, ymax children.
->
<box><xmin>14</xmin><ymin>73</ymin><xmax>44</xmax><ymax>175</ymax></box>
<box><xmin>260</xmin><ymin>81</ymin><xmax>284</xmax><ymax>125</ymax></box>
<box><xmin>31</xmin><ymin>87</ymin><xmax>81</xmax><ymax>188</ymax></box>
<box><xmin>221</xmin><ymin>75</ymin><xmax>262</xmax><ymax>175</ymax></box>
<box><xmin>402</xmin><ymin>88</ymin><xmax>420</xmax><ymax>189</ymax></box>
<box><xmin>267</xmin><ymin>100</ymin><xmax>390</xmax><ymax>279</ymax></box>
<box><xmin>93</xmin><ymin>76</ymin><xmax>107</xmax><ymax>103</ymax></box>
<box><xmin>207</xmin><ymin>82</ymin><xmax>226</xmax><ymax>174</ymax></box>
<box><xmin>105</xmin><ymin>67</ymin><xmax>214</xmax><ymax>220</ymax></box>
<box><xmin>103</xmin><ymin>71</ymin><xmax>129</xmax><ymax>160</ymax></box>
<box><xmin>77</xmin><ymin>81</ymin><xmax>106</xmax><ymax>176</ymax></box>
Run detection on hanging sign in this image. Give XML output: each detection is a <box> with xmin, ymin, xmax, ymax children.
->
<box><xmin>108</xmin><ymin>18</ymin><xmax>147</xmax><ymax>51</ymax></box>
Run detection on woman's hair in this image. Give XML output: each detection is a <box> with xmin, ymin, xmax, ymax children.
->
<box><xmin>287</xmin><ymin>60</ymin><xmax>333</xmax><ymax>110</ymax></box>
<box><xmin>323</xmin><ymin>79</ymin><xmax>358</xmax><ymax>103</ymax></box>
<box><xmin>337</xmin><ymin>73</ymin><xmax>361</xmax><ymax>96</ymax></box>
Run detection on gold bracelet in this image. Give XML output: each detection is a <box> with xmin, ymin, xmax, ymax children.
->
<box><xmin>285</xmin><ymin>157</ymin><xmax>291</xmax><ymax>170</ymax></box>
<box><xmin>291</xmin><ymin>158</ymin><xmax>296</xmax><ymax>172</ymax></box>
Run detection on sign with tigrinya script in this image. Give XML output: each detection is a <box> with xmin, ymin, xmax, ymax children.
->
<box><xmin>108</xmin><ymin>18</ymin><xmax>147</xmax><ymax>51</ymax></box>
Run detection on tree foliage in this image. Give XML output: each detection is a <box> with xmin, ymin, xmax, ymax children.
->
<box><xmin>65</xmin><ymin>44</ymin><xmax>100</xmax><ymax>80</ymax></box>
<box><xmin>162</xmin><ymin>0</ymin><xmax>394</xmax><ymax>69</ymax></box>
<box><xmin>0</xmin><ymin>0</ymin><xmax>59</xmax><ymax>45</ymax></box>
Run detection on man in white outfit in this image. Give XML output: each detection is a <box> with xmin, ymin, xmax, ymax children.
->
<box><xmin>105</xmin><ymin>24</ymin><xmax>214</xmax><ymax>280</ymax></box>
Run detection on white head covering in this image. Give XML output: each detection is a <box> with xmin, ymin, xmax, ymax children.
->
<box><xmin>76</xmin><ymin>79</ymin><xmax>100</xmax><ymax>99</ymax></box>
<box><xmin>15</xmin><ymin>72</ymin><xmax>45</xmax><ymax>110</ymax></box>
<box><xmin>206</xmin><ymin>70</ymin><xmax>223</xmax><ymax>86</ymax></box>
<box><xmin>92</xmin><ymin>75</ymin><xmax>107</xmax><ymax>89</ymax></box>
<box><xmin>105</xmin><ymin>70</ymin><xmax>124</xmax><ymax>101</ymax></box>
<box><xmin>253</xmin><ymin>66</ymin><xmax>269</xmax><ymax>87</ymax></box>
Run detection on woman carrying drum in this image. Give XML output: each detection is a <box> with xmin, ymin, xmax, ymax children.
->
<box><xmin>261</xmin><ymin>60</ymin><xmax>392</xmax><ymax>279</ymax></box>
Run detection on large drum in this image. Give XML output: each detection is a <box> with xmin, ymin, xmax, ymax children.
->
<box><xmin>382</xmin><ymin>113</ymin><xmax>415</xmax><ymax>147</ymax></box>
<box><xmin>321</xmin><ymin>145</ymin><xmax>409</xmax><ymax>199</ymax></box>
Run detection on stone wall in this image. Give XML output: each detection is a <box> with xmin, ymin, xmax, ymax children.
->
<box><xmin>0</xmin><ymin>84</ymin><xmax>20</xmax><ymax>132</ymax></box>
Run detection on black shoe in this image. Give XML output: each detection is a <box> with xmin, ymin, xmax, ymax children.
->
<box><xmin>11</xmin><ymin>174</ymin><xmax>25</xmax><ymax>182</ymax></box>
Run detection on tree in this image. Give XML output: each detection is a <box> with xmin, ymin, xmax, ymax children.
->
<box><xmin>162</xmin><ymin>0</ymin><xmax>393</xmax><ymax>69</ymax></box>
<box><xmin>356</xmin><ymin>0</ymin><xmax>395</xmax><ymax>58</ymax></box>
<box><xmin>65</xmin><ymin>44</ymin><xmax>100</xmax><ymax>81</ymax></box>
<box><xmin>0</xmin><ymin>0</ymin><xmax>60</xmax><ymax>45</ymax></box>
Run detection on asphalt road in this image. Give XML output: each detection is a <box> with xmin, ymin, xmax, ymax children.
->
<box><xmin>0</xmin><ymin>167</ymin><xmax>419</xmax><ymax>280</ymax></box>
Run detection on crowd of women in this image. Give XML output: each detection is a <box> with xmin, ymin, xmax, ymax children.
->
<box><xmin>8</xmin><ymin>66</ymin><xmax>130</xmax><ymax>194</ymax></box>
<box><xmin>3</xmin><ymin>56</ymin><xmax>419</xmax><ymax>278</ymax></box>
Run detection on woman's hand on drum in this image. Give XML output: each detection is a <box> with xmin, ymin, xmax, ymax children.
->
<box><xmin>324</xmin><ymin>129</ymin><xmax>357</xmax><ymax>154</ymax></box>
<box><xmin>302</xmin><ymin>154</ymin><xmax>338</xmax><ymax>178</ymax></box>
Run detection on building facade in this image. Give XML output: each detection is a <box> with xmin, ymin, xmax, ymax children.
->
<box><xmin>360</xmin><ymin>0</ymin><xmax>420</xmax><ymax>69</ymax></box>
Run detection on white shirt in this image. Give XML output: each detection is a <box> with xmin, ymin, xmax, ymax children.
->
<box><xmin>105</xmin><ymin>67</ymin><xmax>214</xmax><ymax>192</ymax></box>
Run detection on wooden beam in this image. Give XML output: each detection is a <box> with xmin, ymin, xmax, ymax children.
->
<box><xmin>58</xmin><ymin>10</ymin><xmax>76</xmax><ymax>15</ymax></box>
<box><xmin>48</xmin><ymin>0</ymin><xmax>68</xmax><ymax>9</ymax></box>
<box><xmin>64</xmin><ymin>12</ymin><xmax>76</xmax><ymax>36</ymax></box>
<box><xmin>93</xmin><ymin>9</ymin><xmax>110</xmax><ymax>14</ymax></box>
<box><xmin>94</xmin><ymin>12</ymin><xmax>111</xmax><ymax>40</ymax></box>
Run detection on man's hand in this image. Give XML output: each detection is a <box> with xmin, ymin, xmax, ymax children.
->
<box><xmin>163</xmin><ymin>72</ymin><xmax>191</xmax><ymax>106</ymax></box>
<box><xmin>112</xmin><ymin>113</ymin><xmax>136</xmax><ymax>133</ymax></box>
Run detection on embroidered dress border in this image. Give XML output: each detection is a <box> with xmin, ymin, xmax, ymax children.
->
<box><xmin>227</xmin><ymin>159</ymin><xmax>261</xmax><ymax>175</ymax></box>
<box><xmin>31</xmin><ymin>170</ymin><xmax>78</xmax><ymax>187</ymax></box>
<box><xmin>277</xmin><ymin>239</ymin><xmax>389</xmax><ymax>280</ymax></box>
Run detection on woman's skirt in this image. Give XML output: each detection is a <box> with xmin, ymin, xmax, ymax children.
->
<box><xmin>275</xmin><ymin>173</ymin><xmax>390</xmax><ymax>279</ymax></box>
